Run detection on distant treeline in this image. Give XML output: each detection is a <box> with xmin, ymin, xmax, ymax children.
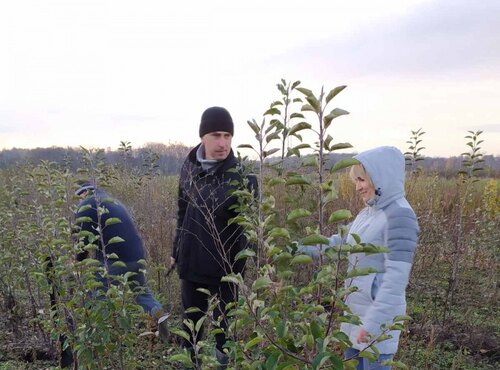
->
<box><xmin>0</xmin><ymin>143</ymin><xmax>191</xmax><ymax>175</ymax></box>
<box><xmin>1</xmin><ymin>143</ymin><xmax>499</xmax><ymax>177</ymax></box>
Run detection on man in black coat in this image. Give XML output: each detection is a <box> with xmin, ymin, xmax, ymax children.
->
<box><xmin>74</xmin><ymin>182</ymin><xmax>169</xmax><ymax>341</ymax></box>
<box><xmin>171</xmin><ymin>106</ymin><xmax>257</xmax><ymax>366</ymax></box>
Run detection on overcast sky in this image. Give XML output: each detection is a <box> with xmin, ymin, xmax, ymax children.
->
<box><xmin>1</xmin><ymin>0</ymin><xmax>499</xmax><ymax>157</ymax></box>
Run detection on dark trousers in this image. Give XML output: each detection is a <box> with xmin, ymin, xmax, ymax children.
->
<box><xmin>181</xmin><ymin>279</ymin><xmax>237</xmax><ymax>351</ymax></box>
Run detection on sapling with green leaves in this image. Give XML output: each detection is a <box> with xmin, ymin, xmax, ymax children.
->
<box><xmin>294</xmin><ymin>84</ymin><xmax>351</xmax><ymax>256</ymax></box>
<box><xmin>404</xmin><ymin>128</ymin><xmax>426</xmax><ymax>174</ymax></box>
<box><xmin>443</xmin><ymin>130</ymin><xmax>486</xmax><ymax>323</ymax></box>
<box><xmin>228</xmin><ymin>81</ymin><xmax>409</xmax><ymax>369</ymax></box>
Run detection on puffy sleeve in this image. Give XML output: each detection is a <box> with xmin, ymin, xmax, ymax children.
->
<box><xmin>362</xmin><ymin>204</ymin><xmax>419</xmax><ymax>336</ymax></box>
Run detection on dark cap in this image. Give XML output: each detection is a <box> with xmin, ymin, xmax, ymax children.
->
<box><xmin>199</xmin><ymin>106</ymin><xmax>234</xmax><ymax>137</ymax></box>
<box><xmin>75</xmin><ymin>181</ymin><xmax>96</xmax><ymax>196</ymax></box>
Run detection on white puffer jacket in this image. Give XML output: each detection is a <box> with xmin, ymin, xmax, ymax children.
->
<box><xmin>338</xmin><ymin>146</ymin><xmax>419</xmax><ymax>354</ymax></box>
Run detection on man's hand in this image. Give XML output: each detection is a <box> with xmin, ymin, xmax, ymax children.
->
<box><xmin>165</xmin><ymin>257</ymin><xmax>176</xmax><ymax>277</ymax></box>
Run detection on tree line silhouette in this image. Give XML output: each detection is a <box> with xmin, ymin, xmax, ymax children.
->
<box><xmin>1</xmin><ymin>143</ymin><xmax>499</xmax><ymax>177</ymax></box>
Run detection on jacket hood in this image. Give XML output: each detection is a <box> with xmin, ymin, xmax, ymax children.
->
<box><xmin>354</xmin><ymin>146</ymin><xmax>405</xmax><ymax>209</ymax></box>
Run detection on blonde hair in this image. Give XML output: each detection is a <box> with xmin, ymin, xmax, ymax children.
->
<box><xmin>349</xmin><ymin>164</ymin><xmax>374</xmax><ymax>187</ymax></box>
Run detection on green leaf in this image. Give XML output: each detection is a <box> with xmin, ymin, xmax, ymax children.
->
<box><xmin>264</xmin><ymin>148</ymin><xmax>280</xmax><ymax>158</ymax></box>
<box><xmin>105</xmin><ymin>217</ymin><xmax>122</xmax><ymax>226</ymax></box>
<box><xmin>329</xmin><ymin>107</ymin><xmax>350</xmax><ymax>119</ymax></box>
<box><xmin>359</xmin><ymin>351</ymin><xmax>377</xmax><ymax>363</ymax></box>
<box><xmin>301</xmin><ymin>104</ymin><xmax>316</xmax><ymax>112</ymax></box>
<box><xmin>286</xmin><ymin>176</ymin><xmax>310</xmax><ymax>186</ymax></box>
<box><xmin>276</xmin><ymin>321</ymin><xmax>287</xmax><ymax>338</ymax></box>
<box><xmin>393</xmin><ymin>314</ymin><xmax>412</xmax><ymax>322</ymax></box>
<box><xmin>377</xmin><ymin>334</ymin><xmax>393</xmax><ymax>342</ymax></box>
<box><xmin>265</xmin><ymin>352</ymin><xmax>280</xmax><ymax>370</ymax></box>
<box><xmin>111</xmin><ymin>260</ymin><xmax>127</xmax><ymax>268</ymax></box>
<box><xmin>325</xmin><ymin>85</ymin><xmax>347</xmax><ymax>104</ymax></box>
<box><xmin>245</xmin><ymin>336</ymin><xmax>264</xmax><ymax>350</ymax></box>
<box><xmin>328</xmin><ymin>209</ymin><xmax>352</xmax><ymax>223</ymax></box>
<box><xmin>75</xmin><ymin>216</ymin><xmax>93</xmax><ymax>224</ymax></box>
<box><xmin>290</xmin><ymin>112</ymin><xmax>305</xmax><ymax>119</ymax></box>
<box><xmin>296</xmin><ymin>87</ymin><xmax>313</xmax><ymax>97</ymax></box>
<box><xmin>306</xmin><ymin>96</ymin><xmax>320</xmax><ymax>112</ymax></box>
<box><xmin>346</xmin><ymin>267</ymin><xmax>377</xmax><ymax>278</ymax></box>
<box><xmin>247</xmin><ymin>120</ymin><xmax>260</xmax><ymax>135</ymax></box>
<box><xmin>264</xmin><ymin>107</ymin><xmax>281</xmax><ymax>116</ymax></box>
<box><xmin>300</xmin><ymin>234</ymin><xmax>329</xmax><ymax>245</ymax></box>
<box><xmin>310</xmin><ymin>321</ymin><xmax>323</xmax><ymax>339</ymax></box>
<box><xmin>269</xmin><ymin>227</ymin><xmax>290</xmax><ymax>240</ymax></box>
<box><xmin>266</xmin><ymin>132</ymin><xmax>281</xmax><ymax>143</ymax></box>
<box><xmin>291</xmin><ymin>80</ymin><xmax>301</xmax><ymax>89</ymax></box>
<box><xmin>324</xmin><ymin>108</ymin><xmax>349</xmax><ymax>129</ymax></box>
<box><xmin>289</xmin><ymin>122</ymin><xmax>312</xmax><ymax>136</ymax></box>
<box><xmin>169</xmin><ymin>328</ymin><xmax>191</xmax><ymax>342</ymax></box>
<box><xmin>221</xmin><ymin>274</ymin><xmax>243</xmax><ymax>286</ymax></box>
<box><xmin>185</xmin><ymin>307</ymin><xmax>203</xmax><ymax>314</ymax></box>
<box><xmin>290</xmin><ymin>254</ymin><xmax>313</xmax><ymax>265</ymax></box>
<box><xmin>232</xmin><ymin>190</ymin><xmax>253</xmax><ymax>198</ymax></box>
<box><xmin>195</xmin><ymin>316</ymin><xmax>206</xmax><ymax>333</ymax></box>
<box><xmin>196</xmin><ymin>288</ymin><xmax>211</xmax><ymax>295</ymax></box>
<box><xmin>324</xmin><ymin>135</ymin><xmax>333</xmax><ymax>150</ymax></box>
<box><xmin>312</xmin><ymin>352</ymin><xmax>330</xmax><ymax>369</ymax></box>
<box><xmin>330</xmin><ymin>354</ymin><xmax>344</xmax><ymax>370</ymax></box>
<box><xmin>266</xmin><ymin>177</ymin><xmax>286</xmax><ymax>186</ymax></box>
<box><xmin>301</xmin><ymin>155</ymin><xmax>318</xmax><ymax>167</ymax></box>
<box><xmin>252</xmin><ymin>276</ymin><xmax>273</xmax><ymax>291</ymax></box>
<box><xmin>331</xmin><ymin>158</ymin><xmax>360</xmax><ymax>173</ymax></box>
<box><xmin>108</xmin><ymin>236</ymin><xmax>125</xmax><ymax>244</ymax></box>
<box><xmin>360</xmin><ymin>244</ymin><xmax>389</xmax><ymax>254</ymax></box>
<box><xmin>291</xmin><ymin>143</ymin><xmax>311</xmax><ymax>150</ymax></box>
<box><xmin>330</xmin><ymin>142</ymin><xmax>353</xmax><ymax>151</ymax></box>
<box><xmin>266</xmin><ymin>121</ymin><xmax>280</xmax><ymax>134</ymax></box>
<box><xmin>238</xmin><ymin>144</ymin><xmax>255</xmax><ymax>150</ymax></box>
<box><xmin>234</xmin><ymin>248</ymin><xmax>256</xmax><ymax>262</ymax></box>
<box><xmin>123</xmin><ymin>271</ymin><xmax>137</xmax><ymax>280</ymax></box>
<box><xmin>77</xmin><ymin>204</ymin><xmax>92</xmax><ymax>213</ymax></box>
<box><xmin>390</xmin><ymin>360</ymin><xmax>409</xmax><ymax>369</ymax></box>
<box><xmin>351</xmin><ymin>233</ymin><xmax>361</xmax><ymax>244</ymax></box>
<box><xmin>287</xmin><ymin>208</ymin><xmax>312</xmax><ymax>222</ymax></box>
<box><xmin>332</xmin><ymin>330</ymin><xmax>350</xmax><ymax>343</ymax></box>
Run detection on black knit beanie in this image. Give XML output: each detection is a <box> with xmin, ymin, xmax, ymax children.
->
<box><xmin>199</xmin><ymin>106</ymin><xmax>234</xmax><ymax>137</ymax></box>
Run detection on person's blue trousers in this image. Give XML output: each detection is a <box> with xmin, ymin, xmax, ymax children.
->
<box><xmin>345</xmin><ymin>348</ymin><xmax>393</xmax><ymax>370</ymax></box>
<box><xmin>98</xmin><ymin>263</ymin><xmax>164</xmax><ymax>317</ymax></box>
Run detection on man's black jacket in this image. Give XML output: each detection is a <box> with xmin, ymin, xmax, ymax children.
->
<box><xmin>172</xmin><ymin>144</ymin><xmax>258</xmax><ymax>285</ymax></box>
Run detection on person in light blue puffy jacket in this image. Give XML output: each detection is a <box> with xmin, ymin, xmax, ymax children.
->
<box><xmin>304</xmin><ymin>146</ymin><xmax>419</xmax><ymax>369</ymax></box>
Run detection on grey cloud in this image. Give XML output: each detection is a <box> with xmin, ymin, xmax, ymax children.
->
<box><xmin>281</xmin><ymin>0</ymin><xmax>500</xmax><ymax>78</ymax></box>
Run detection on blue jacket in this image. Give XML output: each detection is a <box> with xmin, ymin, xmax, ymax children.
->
<box><xmin>75</xmin><ymin>189</ymin><xmax>145</xmax><ymax>270</ymax></box>
<box><xmin>340</xmin><ymin>146</ymin><xmax>419</xmax><ymax>354</ymax></box>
